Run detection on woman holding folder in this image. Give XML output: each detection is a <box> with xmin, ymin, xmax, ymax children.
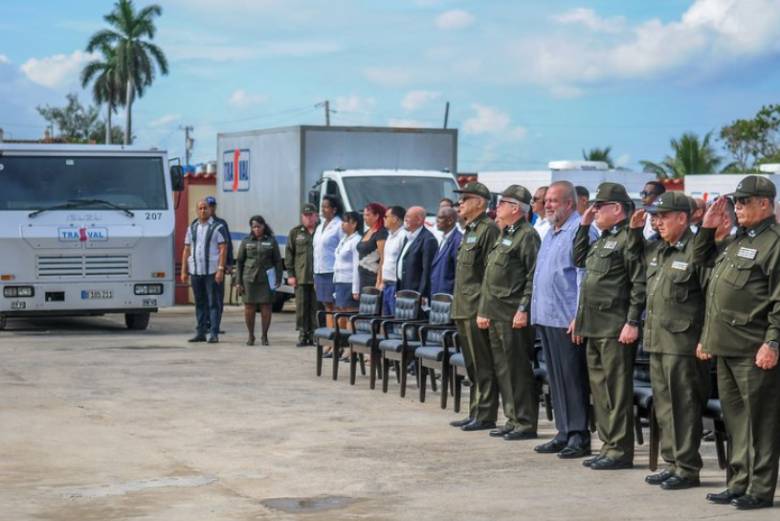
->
<box><xmin>236</xmin><ymin>215</ymin><xmax>283</xmax><ymax>346</ymax></box>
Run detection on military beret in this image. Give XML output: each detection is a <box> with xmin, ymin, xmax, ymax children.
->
<box><xmin>593</xmin><ymin>182</ymin><xmax>632</xmax><ymax>204</ymax></box>
<box><xmin>454</xmin><ymin>182</ymin><xmax>491</xmax><ymax>200</ymax></box>
<box><xmin>499</xmin><ymin>184</ymin><xmax>532</xmax><ymax>205</ymax></box>
<box><xmin>646</xmin><ymin>191</ymin><xmax>692</xmax><ymax>214</ymax></box>
<box><xmin>730</xmin><ymin>175</ymin><xmax>776</xmax><ymax>199</ymax></box>
<box><xmin>302</xmin><ymin>203</ymin><xmax>318</xmax><ymax>214</ymax></box>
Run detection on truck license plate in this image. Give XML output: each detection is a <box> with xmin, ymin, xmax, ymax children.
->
<box><xmin>81</xmin><ymin>290</ymin><xmax>112</xmax><ymax>299</ymax></box>
<box><xmin>11</xmin><ymin>301</ymin><xmax>26</xmax><ymax>310</ymax></box>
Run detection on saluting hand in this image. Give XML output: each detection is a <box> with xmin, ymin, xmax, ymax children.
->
<box><xmin>695</xmin><ymin>343</ymin><xmax>711</xmax><ymax>360</ymax></box>
<box><xmin>512</xmin><ymin>311</ymin><xmax>528</xmax><ymax>329</ymax></box>
<box><xmin>755</xmin><ymin>344</ymin><xmax>779</xmax><ymax>370</ymax></box>
<box><xmin>580</xmin><ymin>204</ymin><xmax>597</xmax><ymax>226</ymax></box>
<box><xmin>567</xmin><ymin>319</ymin><xmax>583</xmax><ymax>345</ymax></box>
<box><xmin>629</xmin><ymin>209</ymin><xmax>646</xmax><ymax>229</ymax></box>
<box><xmin>476</xmin><ymin>316</ymin><xmax>490</xmax><ymax>329</ymax></box>
<box><xmin>702</xmin><ymin>197</ymin><xmax>727</xmax><ymax>228</ymax></box>
<box><xmin>618</xmin><ymin>323</ymin><xmax>639</xmax><ymax>345</ymax></box>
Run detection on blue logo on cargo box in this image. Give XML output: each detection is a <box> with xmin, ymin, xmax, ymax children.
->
<box><xmin>223</xmin><ymin>149</ymin><xmax>250</xmax><ymax>192</ymax></box>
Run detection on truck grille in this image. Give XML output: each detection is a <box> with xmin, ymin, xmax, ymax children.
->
<box><xmin>37</xmin><ymin>255</ymin><xmax>131</xmax><ymax>278</ymax></box>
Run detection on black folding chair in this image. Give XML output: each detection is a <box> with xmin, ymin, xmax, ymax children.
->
<box><xmin>376</xmin><ymin>290</ymin><xmax>426</xmax><ymax>396</ymax></box>
<box><xmin>414</xmin><ymin>294</ymin><xmax>456</xmax><ymax>408</ymax></box>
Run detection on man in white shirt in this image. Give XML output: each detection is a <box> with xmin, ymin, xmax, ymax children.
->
<box><xmin>380</xmin><ymin>206</ymin><xmax>407</xmax><ymax>315</ymax></box>
<box><xmin>532</xmin><ymin>186</ymin><xmax>551</xmax><ymax>240</ymax></box>
<box><xmin>181</xmin><ymin>199</ymin><xmax>227</xmax><ymax>343</ymax></box>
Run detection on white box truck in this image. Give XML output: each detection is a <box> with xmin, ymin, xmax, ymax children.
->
<box><xmin>216</xmin><ymin>125</ymin><xmax>459</xmax><ymax>308</ymax></box>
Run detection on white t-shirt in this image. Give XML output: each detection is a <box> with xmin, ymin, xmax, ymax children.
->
<box><xmin>381</xmin><ymin>227</ymin><xmax>407</xmax><ymax>283</ymax></box>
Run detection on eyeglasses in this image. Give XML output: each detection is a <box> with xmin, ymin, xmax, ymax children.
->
<box><xmin>734</xmin><ymin>196</ymin><xmax>753</xmax><ymax>206</ymax></box>
<box><xmin>498</xmin><ymin>199</ymin><xmax>519</xmax><ymax>206</ymax></box>
<box><xmin>639</xmin><ymin>190</ymin><xmax>656</xmax><ymax>198</ymax></box>
<box><xmin>594</xmin><ymin>202</ymin><xmax>618</xmax><ymax>210</ymax></box>
<box><xmin>532</xmin><ymin>196</ymin><xmax>542</xmax><ymax>202</ymax></box>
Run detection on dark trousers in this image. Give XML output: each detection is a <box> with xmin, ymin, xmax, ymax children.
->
<box><xmin>455</xmin><ymin>317</ymin><xmax>497</xmax><ymax>422</ymax></box>
<box><xmin>488</xmin><ymin>321</ymin><xmax>538</xmax><ymax>433</ymax></box>
<box><xmin>295</xmin><ymin>283</ymin><xmax>317</xmax><ymax>337</ymax></box>
<box><xmin>718</xmin><ymin>356</ymin><xmax>780</xmax><ymax>500</ymax></box>
<box><xmin>538</xmin><ymin>325</ymin><xmax>590</xmax><ymax>445</ymax></box>
<box><xmin>191</xmin><ymin>274</ymin><xmax>219</xmax><ymax>338</ymax></box>
<box><xmin>382</xmin><ymin>282</ymin><xmax>396</xmax><ymax>316</ymax></box>
<box><xmin>215</xmin><ymin>279</ymin><xmax>225</xmax><ymax>331</ymax></box>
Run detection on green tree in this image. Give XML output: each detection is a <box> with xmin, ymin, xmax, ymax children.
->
<box><xmin>37</xmin><ymin>93</ymin><xmax>125</xmax><ymax>144</ymax></box>
<box><xmin>86</xmin><ymin>0</ymin><xmax>168</xmax><ymax>145</ymax></box>
<box><xmin>719</xmin><ymin>104</ymin><xmax>780</xmax><ymax>171</ymax></box>
<box><xmin>81</xmin><ymin>43</ymin><xmax>124</xmax><ymax>144</ymax></box>
<box><xmin>582</xmin><ymin>146</ymin><xmax>614</xmax><ymax>168</ymax></box>
<box><xmin>640</xmin><ymin>131</ymin><xmax>729</xmax><ymax>179</ymax></box>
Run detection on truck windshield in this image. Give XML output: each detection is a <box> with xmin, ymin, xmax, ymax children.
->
<box><xmin>342</xmin><ymin>176</ymin><xmax>457</xmax><ymax>215</ymax></box>
<box><xmin>0</xmin><ymin>155</ymin><xmax>168</xmax><ymax>211</ymax></box>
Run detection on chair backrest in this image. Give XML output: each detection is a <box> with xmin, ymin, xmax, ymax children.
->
<box><xmin>428</xmin><ymin>293</ymin><xmax>453</xmax><ymax>325</ymax></box>
<box><xmin>394</xmin><ymin>290</ymin><xmax>422</xmax><ymax>321</ymax></box>
<box><xmin>355</xmin><ymin>287</ymin><xmax>382</xmax><ymax>334</ymax></box>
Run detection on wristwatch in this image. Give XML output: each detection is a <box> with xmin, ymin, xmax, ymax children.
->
<box><xmin>627</xmin><ymin>320</ymin><xmax>640</xmax><ymax>327</ymax></box>
<box><xmin>766</xmin><ymin>340</ymin><xmax>779</xmax><ymax>352</ymax></box>
<box><xmin>517</xmin><ymin>304</ymin><xmax>527</xmax><ymax>313</ymax></box>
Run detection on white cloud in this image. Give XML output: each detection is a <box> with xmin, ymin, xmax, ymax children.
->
<box><xmin>20</xmin><ymin>50</ymin><xmax>95</xmax><ymax>89</ymax></box>
<box><xmin>0</xmin><ymin>54</ymin><xmax>9</xmax><ymax>64</ymax></box>
<box><xmin>388</xmin><ymin>118</ymin><xmax>428</xmax><ymax>128</ymax></box>
<box><xmin>435</xmin><ymin>9</ymin><xmax>475</xmax><ymax>30</ymax></box>
<box><xmin>401</xmin><ymin>90</ymin><xmax>441</xmax><ymax>111</ymax></box>
<box><xmin>148</xmin><ymin>114</ymin><xmax>181</xmax><ymax>128</ymax></box>
<box><xmin>553</xmin><ymin>8</ymin><xmax>626</xmax><ymax>33</ymax></box>
<box><xmin>363</xmin><ymin>66</ymin><xmax>414</xmax><ymax>87</ymax></box>
<box><xmin>228</xmin><ymin>89</ymin><xmax>267</xmax><ymax>108</ymax></box>
<box><xmin>462</xmin><ymin>104</ymin><xmax>526</xmax><ymax>141</ymax></box>
<box><xmin>333</xmin><ymin>95</ymin><xmax>376</xmax><ymax>114</ymax></box>
<box><xmin>549</xmin><ymin>85</ymin><xmax>584</xmax><ymax>99</ymax></box>
<box><xmin>616</xmin><ymin>154</ymin><xmax>631</xmax><ymax>167</ymax></box>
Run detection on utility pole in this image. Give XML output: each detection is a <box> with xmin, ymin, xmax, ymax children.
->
<box><xmin>315</xmin><ymin>100</ymin><xmax>334</xmax><ymax>126</ymax></box>
<box><xmin>443</xmin><ymin>101</ymin><xmax>450</xmax><ymax>129</ymax></box>
<box><xmin>180</xmin><ymin>125</ymin><xmax>194</xmax><ymax>167</ymax></box>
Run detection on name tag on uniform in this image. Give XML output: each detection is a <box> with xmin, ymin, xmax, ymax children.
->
<box><xmin>261</xmin><ymin>241</ymin><xmax>271</xmax><ymax>246</ymax></box>
<box><xmin>737</xmin><ymin>247</ymin><xmax>757</xmax><ymax>259</ymax></box>
<box><xmin>501</xmin><ymin>238</ymin><xmax>512</xmax><ymax>246</ymax></box>
<box><xmin>466</xmin><ymin>236</ymin><xmax>477</xmax><ymax>244</ymax></box>
<box><xmin>649</xmin><ymin>257</ymin><xmax>658</xmax><ymax>267</ymax></box>
<box><xmin>247</xmin><ymin>243</ymin><xmax>256</xmax><ymax>248</ymax></box>
<box><xmin>296</xmin><ymin>235</ymin><xmax>307</xmax><ymax>242</ymax></box>
<box><xmin>671</xmin><ymin>260</ymin><xmax>688</xmax><ymax>270</ymax></box>
<box><xmin>603</xmin><ymin>240</ymin><xmax>618</xmax><ymax>250</ymax></box>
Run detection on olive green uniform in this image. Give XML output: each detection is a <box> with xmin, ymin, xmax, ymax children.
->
<box><xmin>633</xmin><ymin>227</ymin><xmax>710</xmax><ymax>479</ymax></box>
<box><xmin>574</xmin><ymin>220</ymin><xmax>645</xmax><ymax>462</ymax></box>
<box><xmin>452</xmin><ymin>212</ymin><xmax>500</xmax><ymax>421</ymax></box>
<box><xmin>477</xmin><ymin>219</ymin><xmax>540</xmax><ymax>433</ymax></box>
<box><xmin>694</xmin><ymin>217</ymin><xmax>780</xmax><ymax>501</ymax></box>
<box><xmin>286</xmin><ymin>225</ymin><xmax>317</xmax><ymax>340</ymax></box>
<box><xmin>236</xmin><ymin>235</ymin><xmax>283</xmax><ymax>305</ymax></box>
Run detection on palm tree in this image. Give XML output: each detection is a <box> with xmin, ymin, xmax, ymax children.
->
<box><xmin>86</xmin><ymin>0</ymin><xmax>168</xmax><ymax>145</ymax></box>
<box><xmin>640</xmin><ymin>131</ymin><xmax>728</xmax><ymax>179</ymax></box>
<box><xmin>582</xmin><ymin>146</ymin><xmax>614</xmax><ymax>168</ymax></box>
<box><xmin>80</xmin><ymin>44</ymin><xmax>123</xmax><ymax>144</ymax></box>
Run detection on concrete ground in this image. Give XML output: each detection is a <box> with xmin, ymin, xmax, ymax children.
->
<box><xmin>0</xmin><ymin>305</ymin><xmax>777</xmax><ymax>521</ymax></box>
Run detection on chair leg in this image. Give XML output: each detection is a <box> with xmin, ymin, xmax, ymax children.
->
<box><xmin>332</xmin><ymin>344</ymin><xmax>340</xmax><ymax>381</ymax></box>
<box><xmin>316</xmin><ymin>343</ymin><xmax>323</xmax><ymax>377</ymax></box>
<box><xmin>440</xmin><ymin>362</ymin><xmax>449</xmax><ymax>410</ymax></box>
<box><xmin>358</xmin><ymin>354</ymin><xmax>366</xmax><ymax>375</ymax></box>
<box><xmin>714</xmin><ymin>420</ymin><xmax>727</xmax><ymax>470</ymax></box>
<box><xmin>395</xmin><ymin>361</ymin><xmax>401</xmax><ymax>383</ymax></box>
<box><xmin>453</xmin><ymin>373</ymin><xmax>462</xmax><ymax>413</ymax></box>
<box><xmin>648</xmin><ymin>405</ymin><xmax>659</xmax><ymax>472</ymax></box>
<box><xmin>369</xmin><ymin>351</ymin><xmax>377</xmax><ymax>390</ymax></box>
<box><xmin>634</xmin><ymin>406</ymin><xmax>645</xmax><ymax>446</ymax></box>
<box><xmin>430</xmin><ymin>368</ymin><xmax>438</xmax><ymax>393</ymax></box>
<box><xmin>544</xmin><ymin>388</ymin><xmax>553</xmax><ymax>422</ymax></box>
<box><xmin>400</xmin><ymin>356</ymin><xmax>408</xmax><ymax>398</ymax></box>
<box><xmin>382</xmin><ymin>354</ymin><xmax>390</xmax><ymax>393</ymax></box>
<box><xmin>419</xmin><ymin>364</ymin><xmax>428</xmax><ymax>403</ymax></box>
<box><xmin>349</xmin><ymin>350</ymin><xmax>357</xmax><ymax>385</ymax></box>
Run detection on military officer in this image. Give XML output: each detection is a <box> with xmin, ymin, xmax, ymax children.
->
<box><xmin>574</xmin><ymin>182</ymin><xmax>645</xmax><ymax>470</ymax></box>
<box><xmin>450</xmin><ymin>182</ymin><xmax>501</xmax><ymax>431</ymax></box>
<box><xmin>694</xmin><ymin>176</ymin><xmax>780</xmax><ymax>510</ymax></box>
<box><xmin>286</xmin><ymin>203</ymin><xmax>319</xmax><ymax>347</ymax></box>
<box><xmin>628</xmin><ymin>192</ymin><xmax>710</xmax><ymax>489</ymax></box>
<box><xmin>476</xmin><ymin>185</ymin><xmax>540</xmax><ymax>440</ymax></box>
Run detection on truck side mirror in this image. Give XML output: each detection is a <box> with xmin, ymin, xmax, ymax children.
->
<box><xmin>170</xmin><ymin>165</ymin><xmax>185</xmax><ymax>192</ymax></box>
<box><xmin>308</xmin><ymin>190</ymin><xmax>319</xmax><ymax>205</ymax></box>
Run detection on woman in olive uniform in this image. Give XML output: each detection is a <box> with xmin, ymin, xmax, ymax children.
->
<box><xmin>236</xmin><ymin>215</ymin><xmax>283</xmax><ymax>346</ymax></box>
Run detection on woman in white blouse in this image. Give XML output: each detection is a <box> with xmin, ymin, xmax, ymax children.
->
<box><xmin>328</xmin><ymin>211</ymin><xmax>363</xmax><ymax>358</ymax></box>
<box><xmin>313</xmin><ymin>195</ymin><xmax>345</xmax><ymax>328</ymax></box>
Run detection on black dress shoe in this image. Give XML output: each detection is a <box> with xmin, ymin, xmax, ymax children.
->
<box><xmin>449</xmin><ymin>417</ymin><xmax>472</xmax><ymax>428</ymax></box>
<box><xmin>322</xmin><ymin>352</ymin><xmax>333</xmax><ymax>359</ymax></box>
<box><xmin>706</xmin><ymin>489</ymin><xmax>743</xmax><ymax>504</ymax></box>
<box><xmin>590</xmin><ymin>457</ymin><xmax>633</xmax><ymax>470</ymax></box>
<box><xmin>660</xmin><ymin>475</ymin><xmax>700</xmax><ymax>490</ymax></box>
<box><xmin>503</xmin><ymin>430</ymin><xmax>538</xmax><ymax>441</ymax></box>
<box><xmin>261</xmin><ymin>336</ymin><xmax>269</xmax><ymax>346</ymax></box>
<box><xmin>207</xmin><ymin>336</ymin><xmax>219</xmax><ymax>344</ymax></box>
<box><xmin>534</xmin><ymin>439</ymin><xmax>567</xmax><ymax>454</ymax></box>
<box><xmin>461</xmin><ymin>420</ymin><xmax>496</xmax><ymax>432</ymax></box>
<box><xmin>582</xmin><ymin>455</ymin><xmax>604</xmax><ymax>467</ymax></box>
<box><xmin>558</xmin><ymin>445</ymin><xmax>592</xmax><ymax>459</ymax></box>
<box><xmin>731</xmin><ymin>495</ymin><xmax>773</xmax><ymax>510</ymax></box>
<box><xmin>246</xmin><ymin>336</ymin><xmax>255</xmax><ymax>346</ymax></box>
<box><xmin>645</xmin><ymin>469</ymin><xmax>674</xmax><ymax>485</ymax></box>
<box><xmin>489</xmin><ymin>426</ymin><xmax>513</xmax><ymax>437</ymax></box>
<box><xmin>188</xmin><ymin>335</ymin><xmax>207</xmax><ymax>342</ymax></box>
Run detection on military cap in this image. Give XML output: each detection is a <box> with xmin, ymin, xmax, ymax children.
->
<box><xmin>302</xmin><ymin>203</ymin><xmax>318</xmax><ymax>214</ymax></box>
<box><xmin>454</xmin><ymin>182</ymin><xmax>491</xmax><ymax>200</ymax></box>
<box><xmin>205</xmin><ymin>196</ymin><xmax>217</xmax><ymax>206</ymax></box>
<box><xmin>646</xmin><ymin>191</ymin><xmax>692</xmax><ymax>214</ymax></box>
<box><xmin>730</xmin><ymin>175</ymin><xmax>777</xmax><ymax>199</ymax></box>
<box><xmin>499</xmin><ymin>184</ymin><xmax>532</xmax><ymax>205</ymax></box>
<box><xmin>593</xmin><ymin>182</ymin><xmax>632</xmax><ymax>204</ymax></box>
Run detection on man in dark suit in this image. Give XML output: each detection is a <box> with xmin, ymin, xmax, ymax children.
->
<box><xmin>396</xmin><ymin>206</ymin><xmax>438</xmax><ymax>301</ymax></box>
<box><xmin>430</xmin><ymin>206</ymin><xmax>462</xmax><ymax>296</ymax></box>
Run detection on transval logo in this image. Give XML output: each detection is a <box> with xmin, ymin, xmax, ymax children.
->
<box><xmin>223</xmin><ymin>148</ymin><xmax>250</xmax><ymax>192</ymax></box>
<box><xmin>58</xmin><ymin>227</ymin><xmax>109</xmax><ymax>242</ymax></box>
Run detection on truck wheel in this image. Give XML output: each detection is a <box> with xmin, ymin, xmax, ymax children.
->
<box><xmin>125</xmin><ymin>312</ymin><xmax>150</xmax><ymax>330</ymax></box>
<box><xmin>272</xmin><ymin>293</ymin><xmax>287</xmax><ymax>313</ymax></box>
<box><xmin>0</xmin><ymin>315</ymin><xmax>6</xmax><ymax>330</ymax></box>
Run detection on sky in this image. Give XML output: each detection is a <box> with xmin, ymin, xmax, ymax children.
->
<box><xmin>2</xmin><ymin>0</ymin><xmax>780</xmax><ymax>172</ymax></box>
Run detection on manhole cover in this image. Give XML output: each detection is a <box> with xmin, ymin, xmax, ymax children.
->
<box><xmin>261</xmin><ymin>495</ymin><xmax>357</xmax><ymax>513</ymax></box>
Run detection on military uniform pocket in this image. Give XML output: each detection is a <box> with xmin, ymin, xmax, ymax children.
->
<box><xmin>459</xmin><ymin>247</ymin><xmax>479</xmax><ymax>266</ymax></box>
<box><xmin>587</xmin><ymin>248</ymin><xmax>614</xmax><ymax>276</ymax></box>
<box><xmin>722</xmin><ymin>258</ymin><xmax>753</xmax><ymax>289</ymax></box>
<box><xmin>663</xmin><ymin>269</ymin><xmax>692</xmax><ymax>302</ymax></box>
<box><xmin>718</xmin><ymin>309</ymin><xmax>750</xmax><ymax>327</ymax></box>
<box><xmin>660</xmin><ymin>317</ymin><xmax>692</xmax><ymax>333</ymax></box>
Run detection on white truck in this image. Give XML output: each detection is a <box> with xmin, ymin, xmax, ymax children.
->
<box><xmin>0</xmin><ymin>144</ymin><xmax>183</xmax><ymax>330</ymax></box>
<box><xmin>478</xmin><ymin>161</ymin><xmax>657</xmax><ymax>201</ymax></box>
<box><xmin>216</xmin><ymin>125</ymin><xmax>459</xmax><ymax>309</ymax></box>
<box><xmin>684</xmin><ymin>164</ymin><xmax>780</xmax><ymax>202</ymax></box>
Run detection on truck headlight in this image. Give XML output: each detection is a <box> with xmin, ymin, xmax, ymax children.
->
<box><xmin>3</xmin><ymin>286</ymin><xmax>34</xmax><ymax>298</ymax></box>
<box><xmin>134</xmin><ymin>284</ymin><xmax>163</xmax><ymax>295</ymax></box>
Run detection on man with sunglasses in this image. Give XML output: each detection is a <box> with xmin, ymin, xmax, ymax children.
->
<box><xmin>641</xmin><ymin>181</ymin><xmax>666</xmax><ymax>239</ymax></box>
<box><xmin>629</xmin><ymin>192</ymin><xmax>710</xmax><ymax>490</ymax></box>
<box><xmin>573</xmin><ymin>182</ymin><xmax>646</xmax><ymax>470</ymax></box>
<box><xmin>694</xmin><ymin>175</ymin><xmax>780</xmax><ymax>510</ymax></box>
<box><xmin>449</xmin><ymin>182</ymin><xmax>500</xmax><ymax>431</ymax></box>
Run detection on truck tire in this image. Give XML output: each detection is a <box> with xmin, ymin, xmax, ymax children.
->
<box><xmin>0</xmin><ymin>315</ymin><xmax>6</xmax><ymax>330</ymax></box>
<box><xmin>125</xmin><ymin>312</ymin><xmax>150</xmax><ymax>330</ymax></box>
<box><xmin>272</xmin><ymin>293</ymin><xmax>287</xmax><ymax>313</ymax></box>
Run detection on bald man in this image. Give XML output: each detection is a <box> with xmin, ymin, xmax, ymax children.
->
<box><xmin>396</xmin><ymin>206</ymin><xmax>439</xmax><ymax>301</ymax></box>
